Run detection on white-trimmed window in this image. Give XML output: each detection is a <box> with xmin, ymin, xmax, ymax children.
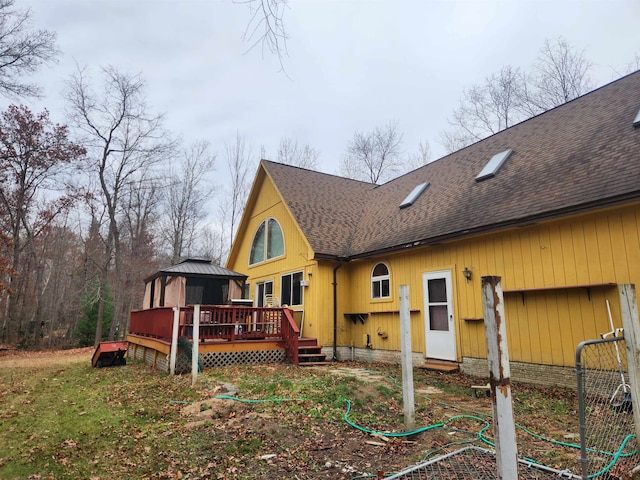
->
<box><xmin>249</xmin><ymin>217</ymin><xmax>285</xmax><ymax>265</ymax></box>
<box><xmin>281</xmin><ymin>271</ymin><xmax>303</xmax><ymax>306</ymax></box>
<box><xmin>371</xmin><ymin>263</ymin><xmax>390</xmax><ymax>299</ymax></box>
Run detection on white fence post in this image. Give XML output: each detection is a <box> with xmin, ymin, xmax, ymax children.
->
<box><xmin>169</xmin><ymin>306</ymin><xmax>180</xmax><ymax>375</ymax></box>
<box><xmin>481</xmin><ymin>276</ymin><xmax>518</xmax><ymax>480</ymax></box>
<box><xmin>618</xmin><ymin>284</ymin><xmax>640</xmax><ymax>443</ymax></box>
<box><xmin>191</xmin><ymin>304</ymin><xmax>200</xmax><ymax>386</ymax></box>
<box><xmin>399</xmin><ymin>285</ymin><xmax>415</xmax><ymax>431</ymax></box>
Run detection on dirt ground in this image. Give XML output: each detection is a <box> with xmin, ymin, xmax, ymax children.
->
<box><xmin>179</xmin><ymin>397</ymin><xmax>430</xmax><ymax>478</ymax></box>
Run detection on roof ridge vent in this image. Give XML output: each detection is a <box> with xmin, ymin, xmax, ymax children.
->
<box><xmin>180</xmin><ymin>257</ymin><xmax>212</xmax><ymax>264</ymax></box>
<box><xmin>475</xmin><ymin>149</ymin><xmax>513</xmax><ymax>182</ymax></box>
<box><xmin>633</xmin><ymin>108</ymin><xmax>640</xmax><ymax>128</ymax></box>
<box><xmin>399</xmin><ymin>181</ymin><xmax>429</xmax><ymax>209</ymax></box>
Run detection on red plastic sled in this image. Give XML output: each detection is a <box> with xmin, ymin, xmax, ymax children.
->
<box><xmin>92</xmin><ymin>341</ymin><xmax>128</xmax><ymax>368</ymax></box>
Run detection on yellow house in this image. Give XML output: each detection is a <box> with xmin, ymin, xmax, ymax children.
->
<box><xmin>226</xmin><ymin>71</ymin><xmax>640</xmax><ymax>386</ymax></box>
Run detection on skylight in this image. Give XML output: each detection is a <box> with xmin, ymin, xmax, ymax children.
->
<box><xmin>634</xmin><ymin>108</ymin><xmax>640</xmax><ymax>128</ymax></box>
<box><xmin>475</xmin><ymin>149</ymin><xmax>513</xmax><ymax>182</ymax></box>
<box><xmin>399</xmin><ymin>182</ymin><xmax>429</xmax><ymax>209</ymax></box>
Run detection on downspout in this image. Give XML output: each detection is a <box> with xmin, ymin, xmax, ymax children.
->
<box><xmin>332</xmin><ymin>262</ymin><xmax>343</xmax><ymax>361</ymax></box>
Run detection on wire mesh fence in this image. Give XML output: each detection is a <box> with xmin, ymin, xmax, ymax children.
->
<box><xmin>383</xmin><ymin>334</ymin><xmax>638</xmax><ymax>480</ymax></box>
<box><xmin>385</xmin><ymin>446</ymin><xmax>580</xmax><ymax>479</ymax></box>
<box><xmin>576</xmin><ymin>335</ymin><xmax>638</xmax><ymax>479</ymax></box>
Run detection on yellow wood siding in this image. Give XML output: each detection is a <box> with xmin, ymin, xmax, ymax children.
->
<box><xmin>333</xmin><ymin>203</ymin><xmax>640</xmax><ymax>367</ymax></box>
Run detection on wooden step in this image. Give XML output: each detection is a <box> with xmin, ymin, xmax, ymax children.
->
<box><xmin>418</xmin><ymin>359</ymin><xmax>459</xmax><ymax>373</ymax></box>
<box><xmin>286</xmin><ymin>336</ymin><xmax>329</xmax><ymax>365</ymax></box>
<box><xmin>299</xmin><ymin>353</ymin><xmax>327</xmax><ymax>362</ymax></box>
<box><xmin>298</xmin><ymin>346</ymin><xmax>323</xmax><ymax>354</ymax></box>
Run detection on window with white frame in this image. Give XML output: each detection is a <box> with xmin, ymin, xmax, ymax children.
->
<box><xmin>281</xmin><ymin>271</ymin><xmax>303</xmax><ymax>306</ymax></box>
<box><xmin>249</xmin><ymin>218</ymin><xmax>284</xmax><ymax>265</ymax></box>
<box><xmin>371</xmin><ymin>263</ymin><xmax>390</xmax><ymax>299</ymax></box>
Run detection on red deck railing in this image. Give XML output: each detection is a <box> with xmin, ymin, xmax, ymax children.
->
<box><xmin>129</xmin><ymin>305</ymin><xmax>299</xmax><ymax>365</ymax></box>
<box><xmin>128</xmin><ymin>307</ymin><xmax>175</xmax><ymax>340</ymax></box>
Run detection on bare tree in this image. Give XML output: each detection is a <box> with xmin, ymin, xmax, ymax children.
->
<box><xmin>0</xmin><ymin>231</ymin><xmax>12</xmax><ymax>296</ymax></box>
<box><xmin>440</xmin><ymin>38</ymin><xmax>594</xmax><ymax>154</ymax></box>
<box><xmin>276</xmin><ymin>136</ymin><xmax>320</xmax><ymax>169</ymax></box>
<box><xmin>406</xmin><ymin>140</ymin><xmax>432</xmax><ymax>170</ymax></box>
<box><xmin>197</xmin><ymin>225</ymin><xmax>226</xmax><ymax>266</ymax></box>
<box><xmin>0</xmin><ymin>0</ymin><xmax>59</xmax><ymax>98</ymax></box>
<box><xmin>78</xmin><ymin>204</ymin><xmax>109</xmax><ymax>345</ymax></box>
<box><xmin>519</xmin><ymin>37</ymin><xmax>593</xmax><ymax>116</ymax></box>
<box><xmin>32</xmin><ymin>219</ymin><xmax>84</xmax><ymax>347</ymax></box>
<box><xmin>236</xmin><ymin>0</ymin><xmax>289</xmax><ymax>70</ymax></box>
<box><xmin>160</xmin><ymin>141</ymin><xmax>216</xmax><ymax>264</ymax></box>
<box><xmin>224</xmin><ymin>132</ymin><xmax>255</xmax><ymax>249</ymax></box>
<box><xmin>66</xmin><ymin>65</ymin><xmax>173</xmax><ymax>342</ymax></box>
<box><xmin>439</xmin><ymin>129</ymin><xmax>475</xmax><ymax>155</ymax></box>
<box><xmin>443</xmin><ymin>66</ymin><xmax>525</xmax><ymax>149</ymax></box>
<box><xmin>624</xmin><ymin>52</ymin><xmax>640</xmax><ymax>74</ymax></box>
<box><xmin>119</xmin><ymin>171</ymin><xmax>161</xmax><ymax>333</ymax></box>
<box><xmin>340</xmin><ymin>121</ymin><xmax>404</xmax><ymax>184</ymax></box>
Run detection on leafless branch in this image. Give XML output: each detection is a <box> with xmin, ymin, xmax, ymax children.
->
<box><xmin>341</xmin><ymin>121</ymin><xmax>404</xmax><ymax>184</ymax></box>
<box><xmin>275</xmin><ymin>136</ymin><xmax>320</xmax><ymax>169</ymax></box>
<box><xmin>235</xmin><ymin>0</ymin><xmax>289</xmax><ymax>72</ymax></box>
<box><xmin>0</xmin><ymin>0</ymin><xmax>58</xmax><ymax>98</ymax></box>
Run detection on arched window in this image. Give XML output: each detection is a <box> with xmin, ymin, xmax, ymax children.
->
<box><xmin>371</xmin><ymin>262</ymin><xmax>390</xmax><ymax>299</ymax></box>
<box><xmin>249</xmin><ymin>218</ymin><xmax>284</xmax><ymax>265</ymax></box>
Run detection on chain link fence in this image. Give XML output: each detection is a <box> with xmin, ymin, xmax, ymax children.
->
<box><xmin>385</xmin><ymin>334</ymin><xmax>639</xmax><ymax>479</ymax></box>
<box><xmin>576</xmin><ymin>335</ymin><xmax>638</xmax><ymax>479</ymax></box>
<box><xmin>385</xmin><ymin>446</ymin><xmax>580</xmax><ymax>479</ymax></box>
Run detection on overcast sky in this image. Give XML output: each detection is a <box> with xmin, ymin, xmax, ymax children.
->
<box><xmin>20</xmin><ymin>0</ymin><xmax>640</xmax><ymax>178</ymax></box>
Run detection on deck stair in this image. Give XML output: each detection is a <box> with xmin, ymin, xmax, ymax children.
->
<box><xmin>418</xmin><ymin>359</ymin><xmax>459</xmax><ymax>373</ymax></box>
<box><xmin>297</xmin><ymin>337</ymin><xmax>327</xmax><ymax>365</ymax></box>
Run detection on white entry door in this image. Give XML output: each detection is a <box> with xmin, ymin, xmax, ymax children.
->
<box><xmin>423</xmin><ymin>270</ymin><xmax>456</xmax><ymax>361</ymax></box>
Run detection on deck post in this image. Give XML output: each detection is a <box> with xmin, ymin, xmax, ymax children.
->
<box><xmin>399</xmin><ymin>285</ymin><xmax>415</xmax><ymax>431</ymax></box>
<box><xmin>481</xmin><ymin>276</ymin><xmax>518</xmax><ymax>480</ymax></box>
<box><xmin>192</xmin><ymin>304</ymin><xmax>200</xmax><ymax>386</ymax></box>
<box><xmin>618</xmin><ymin>284</ymin><xmax>640</xmax><ymax>443</ymax></box>
<box><xmin>169</xmin><ymin>306</ymin><xmax>180</xmax><ymax>375</ymax></box>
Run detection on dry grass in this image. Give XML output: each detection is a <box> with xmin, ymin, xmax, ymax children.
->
<box><xmin>0</xmin><ymin>349</ymin><xmax>622</xmax><ymax>479</ymax></box>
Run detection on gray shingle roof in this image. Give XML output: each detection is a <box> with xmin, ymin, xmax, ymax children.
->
<box><xmin>145</xmin><ymin>258</ymin><xmax>246</xmax><ymax>282</ymax></box>
<box><xmin>263</xmin><ymin>71</ymin><xmax>640</xmax><ymax>260</ymax></box>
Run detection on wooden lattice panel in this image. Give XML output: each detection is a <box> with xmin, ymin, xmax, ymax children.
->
<box><xmin>199</xmin><ymin>349</ymin><xmax>285</xmax><ymax>368</ymax></box>
<box><xmin>128</xmin><ymin>342</ymin><xmax>286</xmax><ymax>372</ymax></box>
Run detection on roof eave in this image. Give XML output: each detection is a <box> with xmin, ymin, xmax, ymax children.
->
<box><xmin>313</xmin><ymin>253</ymin><xmax>351</xmax><ymax>262</ymax></box>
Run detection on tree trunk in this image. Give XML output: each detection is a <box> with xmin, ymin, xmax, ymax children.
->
<box><xmin>94</xmin><ymin>266</ymin><xmax>108</xmax><ymax>346</ymax></box>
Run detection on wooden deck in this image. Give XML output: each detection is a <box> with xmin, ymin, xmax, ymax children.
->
<box><xmin>127</xmin><ymin>305</ymin><xmax>302</xmax><ymax>369</ymax></box>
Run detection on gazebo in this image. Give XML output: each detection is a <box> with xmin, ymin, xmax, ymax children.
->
<box><xmin>142</xmin><ymin>258</ymin><xmax>247</xmax><ymax>309</ymax></box>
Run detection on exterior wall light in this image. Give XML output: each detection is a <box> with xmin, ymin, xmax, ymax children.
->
<box><xmin>462</xmin><ymin>267</ymin><xmax>472</xmax><ymax>282</ymax></box>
